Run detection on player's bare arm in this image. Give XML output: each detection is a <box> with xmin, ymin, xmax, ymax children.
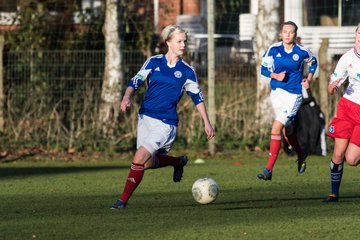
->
<box><xmin>196</xmin><ymin>102</ymin><xmax>215</xmax><ymax>140</ymax></box>
<box><xmin>301</xmin><ymin>73</ymin><xmax>314</xmax><ymax>89</ymax></box>
<box><xmin>121</xmin><ymin>87</ymin><xmax>135</xmax><ymax>112</ymax></box>
<box><xmin>328</xmin><ymin>78</ymin><xmax>341</xmax><ymax>95</ymax></box>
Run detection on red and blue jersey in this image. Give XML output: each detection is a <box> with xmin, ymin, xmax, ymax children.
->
<box><xmin>128</xmin><ymin>54</ymin><xmax>204</xmax><ymax>126</ymax></box>
<box><xmin>261</xmin><ymin>42</ymin><xmax>318</xmax><ymax>94</ymax></box>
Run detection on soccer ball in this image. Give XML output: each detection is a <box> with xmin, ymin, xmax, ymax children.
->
<box><xmin>192</xmin><ymin>177</ymin><xmax>219</xmax><ymax>204</ymax></box>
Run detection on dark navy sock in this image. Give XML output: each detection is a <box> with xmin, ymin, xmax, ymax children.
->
<box><xmin>330</xmin><ymin>160</ymin><xmax>343</xmax><ymax>196</ymax></box>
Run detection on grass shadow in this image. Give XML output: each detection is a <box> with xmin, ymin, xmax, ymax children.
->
<box><xmin>0</xmin><ymin>165</ymin><xmax>129</xmax><ymax>179</ymax></box>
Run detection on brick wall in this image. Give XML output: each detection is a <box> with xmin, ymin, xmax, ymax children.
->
<box><xmin>158</xmin><ymin>0</ymin><xmax>200</xmax><ymax>33</ymax></box>
<box><xmin>183</xmin><ymin>0</ymin><xmax>200</xmax><ymax>15</ymax></box>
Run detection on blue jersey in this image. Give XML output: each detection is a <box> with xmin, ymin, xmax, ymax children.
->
<box><xmin>261</xmin><ymin>42</ymin><xmax>318</xmax><ymax>94</ymax></box>
<box><xmin>128</xmin><ymin>54</ymin><xmax>204</xmax><ymax>126</ymax></box>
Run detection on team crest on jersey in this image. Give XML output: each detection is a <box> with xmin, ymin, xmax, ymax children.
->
<box><xmin>328</xmin><ymin>125</ymin><xmax>335</xmax><ymax>133</ymax></box>
<box><xmin>174</xmin><ymin>71</ymin><xmax>182</xmax><ymax>78</ymax></box>
<box><xmin>292</xmin><ymin>54</ymin><xmax>299</xmax><ymax>61</ymax></box>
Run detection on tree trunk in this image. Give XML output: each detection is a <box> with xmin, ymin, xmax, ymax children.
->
<box><xmin>99</xmin><ymin>0</ymin><xmax>123</xmax><ymax>137</ymax></box>
<box><xmin>318</xmin><ymin>38</ymin><xmax>329</xmax><ymax>125</ymax></box>
<box><xmin>0</xmin><ymin>35</ymin><xmax>4</xmax><ymax>132</ymax></box>
<box><xmin>255</xmin><ymin>0</ymin><xmax>280</xmax><ymax>133</ymax></box>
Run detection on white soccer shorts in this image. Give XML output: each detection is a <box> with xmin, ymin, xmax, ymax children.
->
<box><xmin>270</xmin><ymin>88</ymin><xmax>303</xmax><ymax>126</ymax></box>
<box><xmin>136</xmin><ymin>114</ymin><xmax>177</xmax><ymax>155</ymax></box>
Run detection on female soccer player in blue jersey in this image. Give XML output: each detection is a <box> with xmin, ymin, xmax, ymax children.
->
<box><xmin>323</xmin><ymin>23</ymin><xmax>360</xmax><ymax>202</ymax></box>
<box><xmin>111</xmin><ymin>25</ymin><xmax>215</xmax><ymax>209</ymax></box>
<box><xmin>257</xmin><ymin>21</ymin><xmax>318</xmax><ymax>181</ymax></box>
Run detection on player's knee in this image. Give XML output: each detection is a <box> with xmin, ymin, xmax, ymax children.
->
<box><xmin>345</xmin><ymin>154</ymin><xmax>359</xmax><ymax>166</ymax></box>
<box><xmin>332</xmin><ymin>152</ymin><xmax>344</xmax><ymax>163</ymax></box>
<box><xmin>346</xmin><ymin>160</ymin><xmax>358</xmax><ymax>166</ymax></box>
<box><xmin>143</xmin><ymin>160</ymin><xmax>153</xmax><ymax>169</ymax></box>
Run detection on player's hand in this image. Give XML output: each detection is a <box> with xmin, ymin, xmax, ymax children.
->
<box><xmin>328</xmin><ymin>78</ymin><xmax>341</xmax><ymax>95</ymax></box>
<box><xmin>301</xmin><ymin>78</ymin><xmax>310</xmax><ymax>89</ymax></box>
<box><xmin>120</xmin><ymin>97</ymin><xmax>132</xmax><ymax>112</ymax></box>
<box><xmin>204</xmin><ymin>123</ymin><xmax>215</xmax><ymax>140</ymax></box>
<box><xmin>275</xmin><ymin>71</ymin><xmax>286</xmax><ymax>81</ymax></box>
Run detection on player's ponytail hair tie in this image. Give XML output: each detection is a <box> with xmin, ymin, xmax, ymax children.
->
<box><xmin>161</xmin><ymin>25</ymin><xmax>187</xmax><ymax>43</ymax></box>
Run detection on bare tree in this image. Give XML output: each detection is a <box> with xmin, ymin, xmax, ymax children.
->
<box><xmin>255</xmin><ymin>0</ymin><xmax>280</xmax><ymax>129</ymax></box>
<box><xmin>0</xmin><ymin>36</ymin><xmax>4</xmax><ymax>133</ymax></box>
<box><xmin>99</xmin><ymin>0</ymin><xmax>123</xmax><ymax>136</ymax></box>
<box><xmin>318</xmin><ymin>38</ymin><xmax>330</xmax><ymax>124</ymax></box>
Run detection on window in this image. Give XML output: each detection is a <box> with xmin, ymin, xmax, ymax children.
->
<box><xmin>304</xmin><ymin>0</ymin><xmax>360</xmax><ymax>26</ymax></box>
<box><xmin>0</xmin><ymin>0</ymin><xmax>17</xmax><ymax>12</ymax></box>
<box><xmin>47</xmin><ymin>0</ymin><xmax>67</xmax><ymax>12</ymax></box>
<box><xmin>215</xmin><ymin>0</ymin><xmax>250</xmax><ymax>35</ymax></box>
<box><xmin>342</xmin><ymin>0</ymin><xmax>360</xmax><ymax>26</ymax></box>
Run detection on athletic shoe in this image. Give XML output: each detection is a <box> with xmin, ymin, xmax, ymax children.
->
<box><xmin>296</xmin><ymin>153</ymin><xmax>308</xmax><ymax>174</ymax></box>
<box><xmin>110</xmin><ymin>199</ymin><xmax>126</xmax><ymax>209</ymax></box>
<box><xmin>322</xmin><ymin>193</ymin><xmax>339</xmax><ymax>203</ymax></box>
<box><xmin>257</xmin><ymin>168</ymin><xmax>272</xmax><ymax>181</ymax></box>
<box><xmin>173</xmin><ymin>155</ymin><xmax>188</xmax><ymax>182</ymax></box>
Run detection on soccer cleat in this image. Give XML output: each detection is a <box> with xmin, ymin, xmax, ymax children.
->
<box><xmin>322</xmin><ymin>193</ymin><xmax>339</xmax><ymax>203</ymax></box>
<box><xmin>110</xmin><ymin>199</ymin><xmax>126</xmax><ymax>209</ymax></box>
<box><xmin>296</xmin><ymin>153</ymin><xmax>308</xmax><ymax>174</ymax></box>
<box><xmin>173</xmin><ymin>155</ymin><xmax>188</xmax><ymax>182</ymax></box>
<box><xmin>257</xmin><ymin>168</ymin><xmax>272</xmax><ymax>181</ymax></box>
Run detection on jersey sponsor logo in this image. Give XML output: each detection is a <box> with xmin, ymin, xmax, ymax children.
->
<box><xmin>292</xmin><ymin>54</ymin><xmax>299</xmax><ymax>61</ymax></box>
<box><xmin>276</xmin><ymin>53</ymin><xmax>282</xmax><ymax>58</ymax></box>
<box><xmin>174</xmin><ymin>71</ymin><xmax>182</xmax><ymax>78</ymax></box>
<box><xmin>136</xmin><ymin>74</ymin><xmax>144</xmax><ymax>80</ymax></box>
<box><xmin>155</xmin><ymin>67</ymin><xmax>160</xmax><ymax>71</ymax></box>
<box><xmin>328</xmin><ymin>125</ymin><xmax>335</xmax><ymax>133</ymax></box>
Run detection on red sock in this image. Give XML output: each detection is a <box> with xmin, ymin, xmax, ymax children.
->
<box><xmin>286</xmin><ymin>132</ymin><xmax>304</xmax><ymax>157</ymax></box>
<box><xmin>153</xmin><ymin>154</ymin><xmax>181</xmax><ymax>168</ymax></box>
<box><xmin>266</xmin><ymin>134</ymin><xmax>281</xmax><ymax>172</ymax></box>
<box><xmin>120</xmin><ymin>162</ymin><xmax>144</xmax><ymax>204</ymax></box>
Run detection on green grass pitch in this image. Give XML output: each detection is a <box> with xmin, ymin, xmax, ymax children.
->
<box><xmin>1</xmin><ymin>151</ymin><xmax>360</xmax><ymax>240</ymax></box>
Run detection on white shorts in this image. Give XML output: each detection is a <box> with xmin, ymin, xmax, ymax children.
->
<box><xmin>137</xmin><ymin>114</ymin><xmax>177</xmax><ymax>155</ymax></box>
<box><xmin>270</xmin><ymin>88</ymin><xmax>302</xmax><ymax>126</ymax></box>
